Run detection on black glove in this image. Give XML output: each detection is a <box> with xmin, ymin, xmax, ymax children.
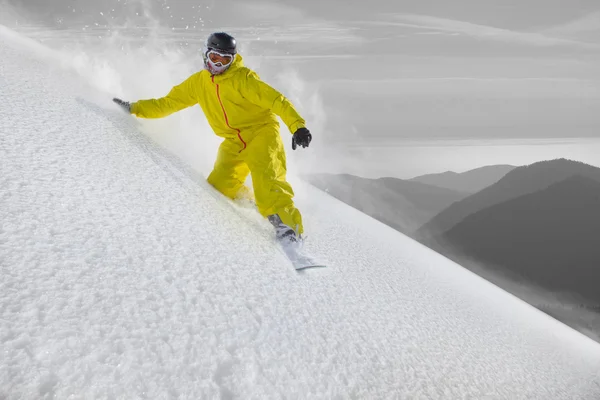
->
<box><xmin>292</xmin><ymin>127</ymin><xmax>312</xmax><ymax>150</ymax></box>
<box><xmin>113</xmin><ymin>97</ymin><xmax>132</xmax><ymax>113</ymax></box>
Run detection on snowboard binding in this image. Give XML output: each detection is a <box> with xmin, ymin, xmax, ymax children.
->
<box><xmin>267</xmin><ymin>214</ymin><xmax>300</xmax><ymax>243</ymax></box>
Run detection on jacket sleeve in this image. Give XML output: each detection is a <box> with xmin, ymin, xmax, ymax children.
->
<box><xmin>240</xmin><ymin>71</ymin><xmax>306</xmax><ymax>134</ymax></box>
<box><xmin>131</xmin><ymin>74</ymin><xmax>199</xmax><ymax>119</ymax></box>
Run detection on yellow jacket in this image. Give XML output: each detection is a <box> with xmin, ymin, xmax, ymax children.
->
<box><xmin>131</xmin><ymin>55</ymin><xmax>306</xmax><ymax>146</ymax></box>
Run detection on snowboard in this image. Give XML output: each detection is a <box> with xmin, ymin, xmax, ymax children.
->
<box><xmin>278</xmin><ymin>239</ymin><xmax>327</xmax><ymax>271</ymax></box>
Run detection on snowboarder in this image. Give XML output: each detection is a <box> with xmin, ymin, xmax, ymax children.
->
<box><xmin>113</xmin><ymin>32</ymin><xmax>312</xmax><ymax>242</ymax></box>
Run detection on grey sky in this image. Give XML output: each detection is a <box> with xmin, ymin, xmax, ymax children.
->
<box><xmin>3</xmin><ymin>0</ymin><xmax>600</xmax><ymax>176</ymax></box>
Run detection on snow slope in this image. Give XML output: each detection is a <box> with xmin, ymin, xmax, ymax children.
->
<box><xmin>2</xmin><ymin>28</ymin><xmax>600</xmax><ymax>400</ymax></box>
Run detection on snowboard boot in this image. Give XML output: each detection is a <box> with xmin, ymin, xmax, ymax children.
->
<box><xmin>267</xmin><ymin>214</ymin><xmax>298</xmax><ymax>243</ymax></box>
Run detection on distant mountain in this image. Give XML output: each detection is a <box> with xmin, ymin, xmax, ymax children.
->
<box><xmin>304</xmin><ymin>174</ymin><xmax>469</xmax><ymax>235</ymax></box>
<box><xmin>418</xmin><ymin>159</ymin><xmax>600</xmax><ymax>239</ymax></box>
<box><xmin>410</xmin><ymin>165</ymin><xmax>516</xmax><ymax>194</ymax></box>
<box><xmin>436</xmin><ymin>175</ymin><xmax>600</xmax><ymax>303</ymax></box>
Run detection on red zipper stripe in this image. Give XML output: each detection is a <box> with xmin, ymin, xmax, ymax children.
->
<box><xmin>213</xmin><ymin>76</ymin><xmax>246</xmax><ymax>152</ymax></box>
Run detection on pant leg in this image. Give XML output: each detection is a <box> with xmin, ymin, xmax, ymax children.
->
<box><xmin>207</xmin><ymin>138</ymin><xmax>252</xmax><ymax>200</ymax></box>
<box><xmin>245</xmin><ymin>125</ymin><xmax>304</xmax><ymax>235</ymax></box>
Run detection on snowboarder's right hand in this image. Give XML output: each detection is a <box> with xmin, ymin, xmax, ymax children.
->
<box><xmin>113</xmin><ymin>98</ymin><xmax>132</xmax><ymax>113</ymax></box>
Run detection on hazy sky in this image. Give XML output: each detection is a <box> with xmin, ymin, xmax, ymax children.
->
<box><xmin>3</xmin><ymin>0</ymin><xmax>600</xmax><ymax>176</ymax></box>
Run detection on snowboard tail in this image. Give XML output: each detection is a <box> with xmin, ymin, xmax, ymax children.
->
<box><xmin>278</xmin><ymin>239</ymin><xmax>326</xmax><ymax>271</ymax></box>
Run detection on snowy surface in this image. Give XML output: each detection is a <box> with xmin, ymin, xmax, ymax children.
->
<box><xmin>2</xmin><ymin>28</ymin><xmax>600</xmax><ymax>400</ymax></box>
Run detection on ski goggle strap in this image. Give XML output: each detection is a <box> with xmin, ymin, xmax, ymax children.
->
<box><xmin>207</xmin><ymin>49</ymin><xmax>234</xmax><ymax>66</ymax></box>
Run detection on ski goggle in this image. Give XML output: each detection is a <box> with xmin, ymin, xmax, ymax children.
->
<box><xmin>206</xmin><ymin>49</ymin><xmax>234</xmax><ymax>66</ymax></box>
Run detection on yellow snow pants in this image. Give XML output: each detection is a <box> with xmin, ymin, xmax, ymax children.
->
<box><xmin>207</xmin><ymin>124</ymin><xmax>304</xmax><ymax>235</ymax></box>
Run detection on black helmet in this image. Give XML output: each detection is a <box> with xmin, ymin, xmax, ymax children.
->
<box><xmin>206</xmin><ymin>32</ymin><xmax>237</xmax><ymax>55</ymax></box>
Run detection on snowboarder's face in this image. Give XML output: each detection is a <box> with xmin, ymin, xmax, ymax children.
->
<box><xmin>207</xmin><ymin>50</ymin><xmax>233</xmax><ymax>66</ymax></box>
<box><xmin>205</xmin><ymin>49</ymin><xmax>234</xmax><ymax>75</ymax></box>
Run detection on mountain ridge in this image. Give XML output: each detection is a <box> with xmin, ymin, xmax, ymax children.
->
<box><xmin>410</xmin><ymin>164</ymin><xmax>517</xmax><ymax>193</ymax></box>
<box><xmin>418</xmin><ymin>158</ymin><xmax>600</xmax><ymax>239</ymax></box>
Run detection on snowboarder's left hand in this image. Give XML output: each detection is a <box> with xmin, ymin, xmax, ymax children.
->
<box><xmin>292</xmin><ymin>128</ymin><xmax>312</xmax><ymax>150</ymax></box>
<box><xmin>113</xmin><ymin>98</ymin><xmax>132</xmax><ymax>113</ymax></box>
